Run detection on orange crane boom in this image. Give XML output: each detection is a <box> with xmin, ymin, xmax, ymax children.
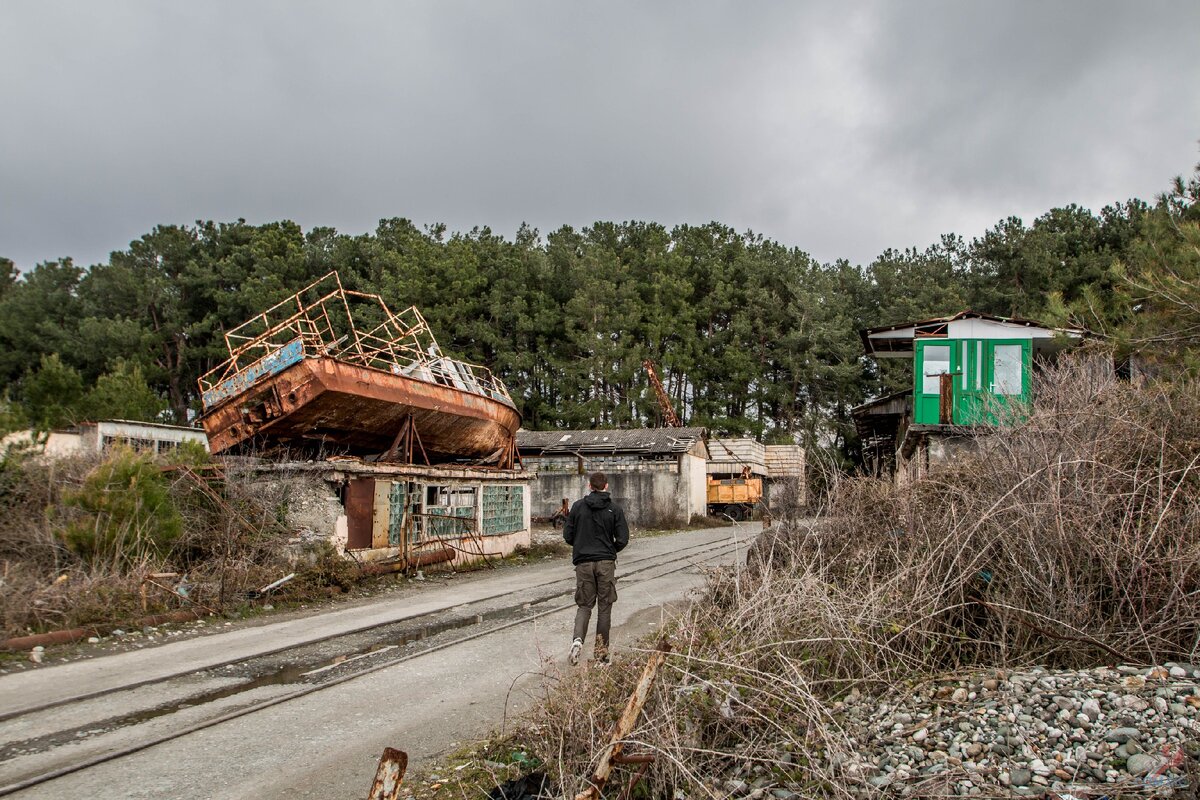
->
<box><xmin>642</xmin><ymin>359</ymin><xmax>683</xmax><ymax>427</ymax></box>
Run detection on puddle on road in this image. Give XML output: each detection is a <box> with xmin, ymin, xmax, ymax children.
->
<box><xmin>0</xmin><ymin>612</ymin><xmax>490</xmax><ymax>762</ymax></box>
<box><xmin>120</xmin><ymin>612</ymin><xmax>488</xmax><ymax>721</ymax></box>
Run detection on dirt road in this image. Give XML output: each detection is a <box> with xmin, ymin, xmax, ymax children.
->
<box><xmin>0</xmin><ymin>524</ymin><xmax>756</xmax><ymax>799</ymax></box>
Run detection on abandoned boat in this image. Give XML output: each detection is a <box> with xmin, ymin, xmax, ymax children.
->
<box><xmin>197</xmin><ymin>273</ymin><xmax>521</xmax><ymax>467</ymax></box>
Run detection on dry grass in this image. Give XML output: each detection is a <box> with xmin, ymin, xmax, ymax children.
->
<box><xmin>514</xmin><ymin>360</ymin><xmax>1200</xmax><ymax>798</ymax></box>
<box><xmin>0</xmin><ymin>449</ymin><xmax>308</xmax><ymax>637</ymax></box>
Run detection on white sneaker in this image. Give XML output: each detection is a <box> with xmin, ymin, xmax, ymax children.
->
<box><xmin>568</xmin><ymin>638</ymin><xmax>583</xmax><ymax>665</ymax></box>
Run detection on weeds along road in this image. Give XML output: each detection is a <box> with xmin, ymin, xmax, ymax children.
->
<box><xmin>0</xmin><ymin>524</ymin><xmax>756</xmax><ymax>800</ymax></box>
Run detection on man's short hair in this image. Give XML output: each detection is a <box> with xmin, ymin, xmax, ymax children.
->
<box><xmin>589</xmin><ymin>471</ymin><xmax>607</xmax><ymax>491</ymax></box>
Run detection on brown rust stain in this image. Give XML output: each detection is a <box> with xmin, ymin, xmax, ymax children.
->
<box><xmin>199</xmin><ymin>358</ymin><xmax>521</xmax><ymax>459</ymax></box>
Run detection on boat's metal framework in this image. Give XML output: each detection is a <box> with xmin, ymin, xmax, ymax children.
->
<box><xmin>199</xmin><ymin>272</ymin><xmax>514</xmax><ymax>413</ymax></box>
<box><xmin>196</xmin><ymin>273</ymin><xmax>520</xmax><ymax>465</ymax></box>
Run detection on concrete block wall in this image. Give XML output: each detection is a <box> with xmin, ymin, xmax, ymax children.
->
<box><xmin>530</xmin><ymin>468</ymin><xmax>698</xmax><ymax>529</ymax></box>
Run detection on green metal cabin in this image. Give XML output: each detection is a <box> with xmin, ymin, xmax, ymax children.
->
<box><xmin>912</xmin><ymin>336</ymin><xmax>1030</xmax><ymax>425</ymax></box>
<box><xmin>862</xmin><ymin>311</ymin><xmax>1080</xmax><ymax>426</ymax></box>
<box><xmin>854</xmin><ymin>311</ymin><xmax>1082</xmax><ymax>478</ymax></box>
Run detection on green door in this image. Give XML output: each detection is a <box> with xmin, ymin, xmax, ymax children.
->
<box><xmin>914</xmin><ymin>340</ymin><xmax>958</xmax><ymax>424</ymax></box>
<box><xmin>956</xmin><ymin>339</ymin><xmax>989</xmax><ymax>425</ymax></box>
<box><xmin>980</xmin><ymin>339</ymin><xmax>1032</xmax><ymax>423</ymax></box>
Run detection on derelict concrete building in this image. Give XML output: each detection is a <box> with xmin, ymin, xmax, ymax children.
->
<box><xmin>517</xmin><ymin>428</ymin><xmax>709</xmax><ymax>529</ymax></box>
<box><xmin>326</xmin><ymin>461</ymin><xmax>531</xmax><ymax>568</ymax></box>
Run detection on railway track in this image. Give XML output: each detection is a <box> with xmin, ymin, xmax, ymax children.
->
<box><xmin>0</xmin><ymin>527</ymin><xmax>752</xmax><ymax>797</ymax></box>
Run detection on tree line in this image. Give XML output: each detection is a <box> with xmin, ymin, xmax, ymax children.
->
<box><xmin>1</xmin><ymin>162</ymin><xmax>1196</xmax><ymax>463</ymax></box>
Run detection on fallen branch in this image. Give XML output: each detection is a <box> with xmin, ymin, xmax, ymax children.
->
<box><xmin>575</xmin><ymin>638</ymin><xmax>672</xmax><ymax>800</ymax></box>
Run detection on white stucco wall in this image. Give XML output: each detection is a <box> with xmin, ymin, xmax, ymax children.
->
<box><xmin>686</xmin><ymin>452</ymin><xmax>708</xmax><ymax>519</ymax></box>
<box><xmin>947</xmin><ymin>319</ymin><xmax>1057</xmax><ymax>340</ymax></box>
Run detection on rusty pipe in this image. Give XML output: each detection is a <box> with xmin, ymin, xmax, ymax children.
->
<box><xmin>1</xmin><ymin>609</ymin><xmax>206</xmax><ymax>652</ymax></box>
<box><xmin>356</xmin><ymin>547</ymin><xmax>454</xmax><ymax>577</ymax></box>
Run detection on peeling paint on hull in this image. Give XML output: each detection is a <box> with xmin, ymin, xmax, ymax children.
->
<box><xmin>198</xmin><ymin>357</ymin><xmax>521</xmax><ymax>459</ymax></box>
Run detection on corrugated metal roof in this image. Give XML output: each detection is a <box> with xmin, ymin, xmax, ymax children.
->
<box><xmin>859</xmin><ymin>310</ymin><xmax>1085</xmax><ymax>358</ymax></box>
<box><xmin>860</xmin><ymin>309</ymin><xmax>1056</xmax><ymax>338</ymax></box>
<box><xmin>517</xmin><ymin>427</ymin><xmax>707</xmax><ymax>455</ymax></box>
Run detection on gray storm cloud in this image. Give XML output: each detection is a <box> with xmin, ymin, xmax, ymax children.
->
<box><xmin>1</xmin><ymin>0</ymin><xmax>1197</xmax><ymax>270</ymax></box>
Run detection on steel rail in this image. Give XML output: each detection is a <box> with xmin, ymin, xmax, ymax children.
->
<box><xmin>0</xmin><ymin>535</ymin><xmax>746</xmax><ymax>797</ymax></box>
<box><xmin>0</xmin><ymin>533</ymin><xmax>739</xmax><ymax>726</ymax></box>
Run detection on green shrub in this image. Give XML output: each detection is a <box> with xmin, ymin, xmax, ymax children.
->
<box><xmin>163</xmin><ymin>439</ymin><xmax>212</xmax><ymax>468</ymax></box>
<box><xmin>60</xmin><ymin>447</ymin><xmax>182</xmax><ymax>568</ymax></box>
<box><xmin>292</xmin><ymin>540</ymin><xmax>359</xmax><ymax>594</ymax></box>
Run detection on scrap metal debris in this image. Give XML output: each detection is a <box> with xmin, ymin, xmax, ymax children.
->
<box><xmin>367</xmin><ymin>748</ymin><xmax>408</xmax><ymax>800</ymax></box>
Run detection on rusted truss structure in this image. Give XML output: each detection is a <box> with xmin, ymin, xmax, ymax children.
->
<box><xmin>197</xmin><ymin>272</ymin><xmax>521</xmax><ymax>466</ymax></box>
<box><xmin>199</xmin><ymin>272</ymin><xmax>512</xmax><ymax>410</ymax></box>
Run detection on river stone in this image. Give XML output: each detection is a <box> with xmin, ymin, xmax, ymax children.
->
<box><xmin>1126</xmin><ymin>753</ymin><xmax>1161</xmax><ymax>777</ymax></box>
<box><xmin>1105</xmin><ymin>727</ymin><xmax>1140</xmax><ymax>743</ymax></box>
<box><xmin>1009</xmin><ymin>768</ymin><xmax>1032</xmax><ymax>787</ymax></box>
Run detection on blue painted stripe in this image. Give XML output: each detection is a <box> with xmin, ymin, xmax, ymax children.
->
<box><xmin>202</xmin><ymin>339</ymin><xmax>305</xmax><ymax>409</ymax></box>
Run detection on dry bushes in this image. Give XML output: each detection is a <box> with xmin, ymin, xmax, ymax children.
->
<box><xmin>521</xmin><ymin>361</ymin><xmax>1200</xmax><ymax>797</ymax></box>
<box><xmin>0</xmin><ymin>447</ymin><xmax>298</xmax><ymax>637</ymax></box>
<box><xmin>801</xmin><ymin>359</ymin><xmax>1200</xmax><ymax>673</ymax></box>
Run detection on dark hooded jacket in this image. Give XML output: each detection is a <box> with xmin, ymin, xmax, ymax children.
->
<box><xmin>563</xmin><ymin>491</ymin><xmax>629</xmax><ymax>565</ymax></box>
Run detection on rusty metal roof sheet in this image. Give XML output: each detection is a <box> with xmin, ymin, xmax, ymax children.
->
<box><xmin>517</xmin><ymin>427</ymin><xmax>707</xmax><ymax>456</ymax></box>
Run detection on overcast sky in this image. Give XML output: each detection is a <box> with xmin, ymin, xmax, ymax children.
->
<box><xmin>2</xmin><ymin>1</ymin><xmax>1198</xmax><ymax>271</ymax></box>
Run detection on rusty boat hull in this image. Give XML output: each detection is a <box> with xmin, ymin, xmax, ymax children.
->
<box><xmin>198</xmin><ymin>357</ymin><xmax>521</xmax><ymax>460</ymax></box>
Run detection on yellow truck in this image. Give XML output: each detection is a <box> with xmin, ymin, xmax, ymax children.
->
<box><xmin>706</xmin><ymin>475</ymin><xmax>762</xmax><ymax>520</ymax></box>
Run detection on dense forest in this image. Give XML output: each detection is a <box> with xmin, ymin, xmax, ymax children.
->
<box><xmin>1</xmin><ymin>163</ymin><xmax>1196</xmax><ymax>464</ymax></box>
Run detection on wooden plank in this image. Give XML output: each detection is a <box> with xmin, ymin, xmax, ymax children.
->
<box><xmin>372</xmin><ymin>480</ymin><xmax>392</xmax><ymax>549</ymax></box>
<box><xmin>939</xmin><ymin>373</ymin><xmax>954</xmax><ymax>425</ymax></box>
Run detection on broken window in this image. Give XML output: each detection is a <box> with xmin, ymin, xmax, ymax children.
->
<box><xmin>422</xmin><ymin>485</ymin><xmax>477</xmax><ymax>538</ymax></box>
<box><xmin>922</xmin><ymin>345</ymin><xmax>951</xmax><ymax>394</ymax></box>
<box><xmin>993</xmin><ymin>344</ymin><xmax>1023</xmax><ymax>395</ymax></box>
<box><xmin>482</xmin><ymin>485</ymin><xmax>524</xmax><ymax>535</ymax></box>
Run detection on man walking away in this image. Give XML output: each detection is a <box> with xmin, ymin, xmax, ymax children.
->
<box><xmin>563</xmin><ymin>471</ymin><xmax>629</xmax><ymax>665</ymax></box>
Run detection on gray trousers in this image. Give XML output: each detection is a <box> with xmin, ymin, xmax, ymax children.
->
<box><xmin>572</xmin><ymin>560</ymin><xmax>618</xmax><ymax>657</ymax></box>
